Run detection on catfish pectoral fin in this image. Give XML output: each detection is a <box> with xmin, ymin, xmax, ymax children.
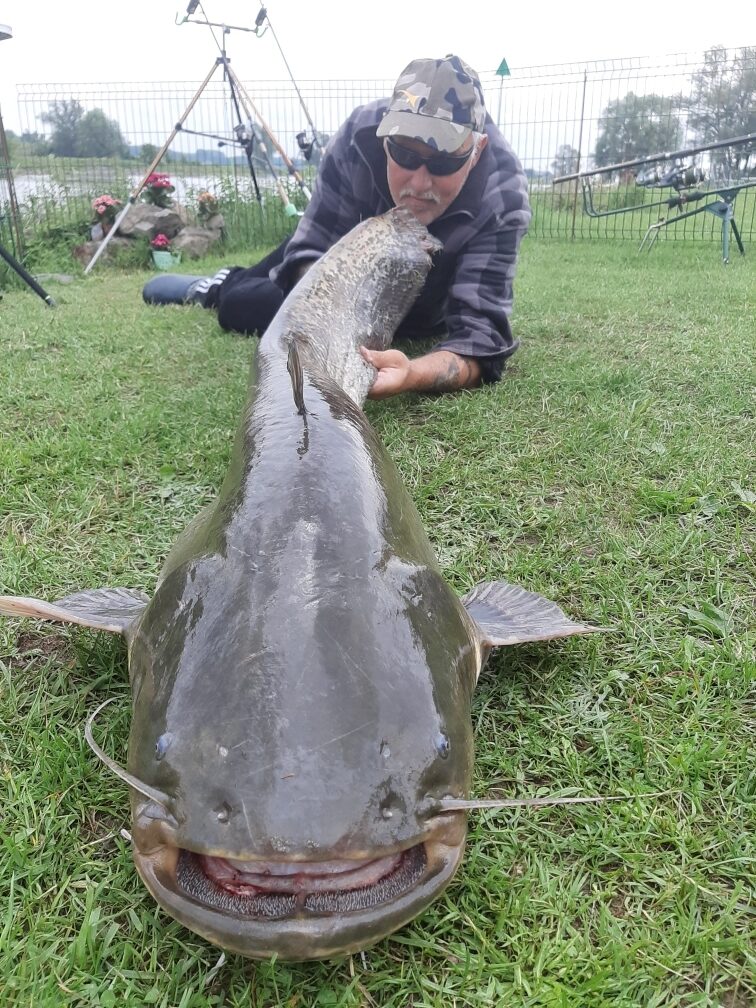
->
<box><xmin>460</xmin><ymin>580</ymin><xmax>607</xmax><ymax>647</ymax></box>
<box><xmin>0</xmin><ymin>587</ymin><xmax>149</xmax><ymax>634</ymax></box>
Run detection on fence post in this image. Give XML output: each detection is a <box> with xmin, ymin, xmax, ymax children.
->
<box><xmin>496</xmin><ymin>58</ymin><xmax>510</xmax><ymax>129</ymax></box>
<box><xmin>0</xmin><ymin>106</ymin><xmax>24</xmax><ymax>257</ymax></box>
<box><xmin>571</xmin><ymin>71</ymin><xmax>588</xmax><ymax>241</ymax></box>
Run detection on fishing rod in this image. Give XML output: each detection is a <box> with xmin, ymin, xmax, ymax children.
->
<box><xmin>0</xmin><ymin>241</ymin><xmax>56</xmax><ymax>306</ymax></box>
<box><xmin>253</xmin><ymin>6</ymin><xmax>324</xmax><ymax>161</ymax></box>
<box><xmin>240</xmin><ymin>121</ymin><xmax>302</xmax><ymax>218</ymax></box>
<box><xmin>178</xmin><ymin>1</ymin><xmax>312</xmax><ymax>206</ymax></box>
<box><xmin>553</xmin><ymin>132</ymin><xmax>756</xmax><ymax>183</ymax></box>
<box><xmin>229</xmin><ymin>70</ymin><xmax>312</xmax><ymax>203</ymax></box>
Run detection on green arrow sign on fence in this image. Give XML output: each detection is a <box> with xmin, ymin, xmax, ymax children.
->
<box><xmin>496</xmin><ymin>57</ymin><xmax>510</xmax><ymax>126</ymax></box>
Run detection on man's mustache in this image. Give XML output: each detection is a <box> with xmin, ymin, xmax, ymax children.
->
<box><xmin>399</xmin><ymin>188</ymin><xmax>441</xmax><ymax>204</ymax></box>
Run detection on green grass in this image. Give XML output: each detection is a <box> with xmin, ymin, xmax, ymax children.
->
<box><xmin>1</xmin><ymin>240</ymin><xmax>754</xmax><ymax>1006</ymax></box>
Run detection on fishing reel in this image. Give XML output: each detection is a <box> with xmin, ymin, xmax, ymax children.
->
<box><xmin>234</xmin><ymin>121</ymin><xmax>254</xmax><ymax>152</ymax></box>
<box><xmin>296</xmin><ymin>131</ymin><xmax>315</xmax><ymax>161</ymax></box>
<box><xmin>253</xmin><ymin>6</ymin><xmax>269</xmax><ymax>36</ymax></box>
<box><xmin>233</xmin><ymin>121</ymin><xmax>267</xmax><ymax>155</ymax></box>
<box><xmin>636</xmin><ymin>162</ymin><xmax>707</xmax><ymax>191</ymax></box>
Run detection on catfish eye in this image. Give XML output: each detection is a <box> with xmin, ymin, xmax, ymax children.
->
<box><xmin>155</xmin><ymin>733</ymin><xmax>173</xmax><ymax>761</ymax></box>
<box><xmin>434</xmin><ymin>732</ymin><xmax>450</xmax><ymax>759</ymax></box>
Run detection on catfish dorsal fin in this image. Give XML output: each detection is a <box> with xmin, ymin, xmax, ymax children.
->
<box><xmin>286</xmin><ymin>340</ymin><xmax>307</xmax><ymax>417</ymax></box>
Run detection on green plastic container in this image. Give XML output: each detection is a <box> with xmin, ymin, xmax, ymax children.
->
<box><xmin>151</xmin><ymin>249</ymin><xmax>182</xmax><ymax>271</ymax></box>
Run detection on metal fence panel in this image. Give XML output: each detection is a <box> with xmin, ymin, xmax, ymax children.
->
<box><xmin>3</xmin><ymin>47</ymin><xmax>754</xmax><ymax>251</ymax></box>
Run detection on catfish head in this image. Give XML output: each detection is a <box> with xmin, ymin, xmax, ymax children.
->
<box><xmin>123</xmin><ymin>545</ymin><xmax>478</xmax><ymax>959</ymax></box>
<box><xmin>115</xmin><ymin>353</ymin><xmax>482</xmax><ymax>959</ymax></box>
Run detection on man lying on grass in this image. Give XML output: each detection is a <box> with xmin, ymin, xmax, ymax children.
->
<box><xmin>143</xmin><ymin>54</ymin><xmax>531</xmax><ymax>398</ymax></box>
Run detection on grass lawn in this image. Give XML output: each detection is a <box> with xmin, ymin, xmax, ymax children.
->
<box><xmin>0</xmin><ymin>238</ymin><xmax>754</xmax><ymax>1006</ymax></box>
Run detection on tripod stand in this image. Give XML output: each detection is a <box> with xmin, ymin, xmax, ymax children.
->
<box><xmin>85</xmin><ymin>47</ymin><xmax>311</xmax><ymax>274</ymax></box>
<box><xmin>0</xmin><ymin>98</ymin><xmax>55</xmax><ymax>304</ymax></box>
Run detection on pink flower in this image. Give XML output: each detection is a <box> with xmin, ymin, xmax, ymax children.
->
<box><xmin>93</xmin><ymin>193</ymin><xmax>120</xmax><ymax>210</ymax></box>
<box><xmin>146</xmin><ymin>172</ymin><xmax>173</xmax><ymax>190</ymax></box>
<box><xmin>150</xmin><ymin>232</ymin><xmax>171</xmax><ymax>250</ymax></box>
<box><xmin>92</xmin><ymin>193</ymin><xmax>122</xmax><ymax>223</ymax></box>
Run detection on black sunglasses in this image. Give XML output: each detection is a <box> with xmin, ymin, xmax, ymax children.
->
<box><xmin>384</xmin><ymin>137</ymin><xmax>474</xmax><ymax>177</ymax></box>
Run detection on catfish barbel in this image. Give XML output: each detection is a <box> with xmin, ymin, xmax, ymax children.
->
<box><xmin>1</xmin><ymin>208</ymin><xmax>598</xmax><ymax>961</ymax></box>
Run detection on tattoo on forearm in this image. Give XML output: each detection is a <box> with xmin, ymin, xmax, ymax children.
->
<box><xmin>428</xmin><ymin>355</ymin><xmax>475</xmax><ymax>393</ymax></box>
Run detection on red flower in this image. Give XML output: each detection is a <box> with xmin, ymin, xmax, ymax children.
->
<box><xmin>146</xmin><ymin>173</ymin><xmax>174</xmax><ymax>189</ymax></box>
<box><xmin>150</xmin><ymin>233</ymin><xmax>171</xmax><ymax>250</ymax></box>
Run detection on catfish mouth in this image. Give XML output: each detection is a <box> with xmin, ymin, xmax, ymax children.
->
<box><xmin>177</xmin><ymin>843</ymin><xmax>427</xmax><ymax>917</ymax></box>
<box><xmin>132</xmin><ymin>829</ymin><xmax>465</xmax><ymax>961</ymax></box>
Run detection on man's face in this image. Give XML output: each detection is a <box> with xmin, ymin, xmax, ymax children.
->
<box><xmin>385</xmin><ymin>133</ymin><xmax>487</xmax><ymax>226</ymax></box>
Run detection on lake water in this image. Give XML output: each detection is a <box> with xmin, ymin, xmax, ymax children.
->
<box><xmin>5</xmin><ymin>169</ymin><xmax>282</xmax><ymax>206</ymax></box>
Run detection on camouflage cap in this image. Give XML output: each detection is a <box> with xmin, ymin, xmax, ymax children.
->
<box><xmin>376</xmin><ymin>55</ymin><xmax>486</xmax><ymax>153</ymax></box>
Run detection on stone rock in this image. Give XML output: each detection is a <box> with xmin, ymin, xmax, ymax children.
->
<box><xmin>72</xmin><ymin>200</ymin><xmax>222</xmax><ymax>267</ymax></box>
<box><xmin>203</xmin><ymin>212</ymin><xmax>225</xmax><ymax>232</ymax></box>
<box><xmin>117</xmin><ymin>203</ymin><xmax>187</xmax><ymax>239</ymax></box>
<box><xmin>171</xmin><ymin>227</ymin><xmax>221</xmax><ymax>259</ymax></box>
<box><xmin>72</xmin><ymin>237</ymin><xmax>133</xmax><ymax>266</ymax></box>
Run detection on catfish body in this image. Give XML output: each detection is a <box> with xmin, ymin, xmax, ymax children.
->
<box><xmin>124</xmin><ymin>209</ymin><xmax>479</xmax><ymax>957</ymax></box>
<box><xmin>128</xmin><ymin>333</ymin><xmax>480</xmax><ymax>861</ymax></box>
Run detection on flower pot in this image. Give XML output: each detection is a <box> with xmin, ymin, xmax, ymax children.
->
<box><xmin>151</xmin><ymin>249</ymin><xmax>182</xmax><ymax>271</ymax></box>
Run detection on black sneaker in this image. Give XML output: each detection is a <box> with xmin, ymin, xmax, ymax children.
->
<box><xmin>185</xmin><ymin>268</ymin><xmax>232</xmax><ymax>306</ymax></box>
<box><xmin>142</xmin><ymin>268</ymin><xmax>232</xmax><ymax>307</ymax></box>
<box><xmin>143</xmin><ymin>274</ymin><xmax>206</xmax><ymax>306</ymax></box>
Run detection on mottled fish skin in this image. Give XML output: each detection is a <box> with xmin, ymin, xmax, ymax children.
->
<box><xmin>270</xmin><ymin>207</ymin><xmax>441</xmax><ymax>407</ymax></box>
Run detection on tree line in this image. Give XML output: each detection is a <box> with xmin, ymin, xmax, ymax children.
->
<box><xmin>7</xmin><ymin>46</ymin><xmax>754</xmax><ymax>176</ymax></box>
<box><xmin>8</xmin><ymin>98</ymin><xmax>322</xmax><ymax>171</ymax></box>
<box><xmin>551</xmin><ymin>46</ymin><xmax>754</xmax><ymax>179</ymax></box>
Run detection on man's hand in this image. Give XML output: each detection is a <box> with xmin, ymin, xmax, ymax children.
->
<box><xmin>360</xmin><ymin>347</ymin><xmax>482</xmax><ymax>399</ymax></box>
<box><xmin>360</xmin><ymin>348</ymin><xmax>413</xmax><ymax>398</ymax></box>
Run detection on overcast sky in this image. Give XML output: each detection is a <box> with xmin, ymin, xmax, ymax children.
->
<box><xmin>0</xmin><ymin>0</ymin><xmax>754</xmax><ymax>133</ymax></box>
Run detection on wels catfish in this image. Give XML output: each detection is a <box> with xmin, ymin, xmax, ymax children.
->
<box><xmin>0</xmin><ymin>208</ymin><xmax>598</xmax><ymax>961</ymax></box>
